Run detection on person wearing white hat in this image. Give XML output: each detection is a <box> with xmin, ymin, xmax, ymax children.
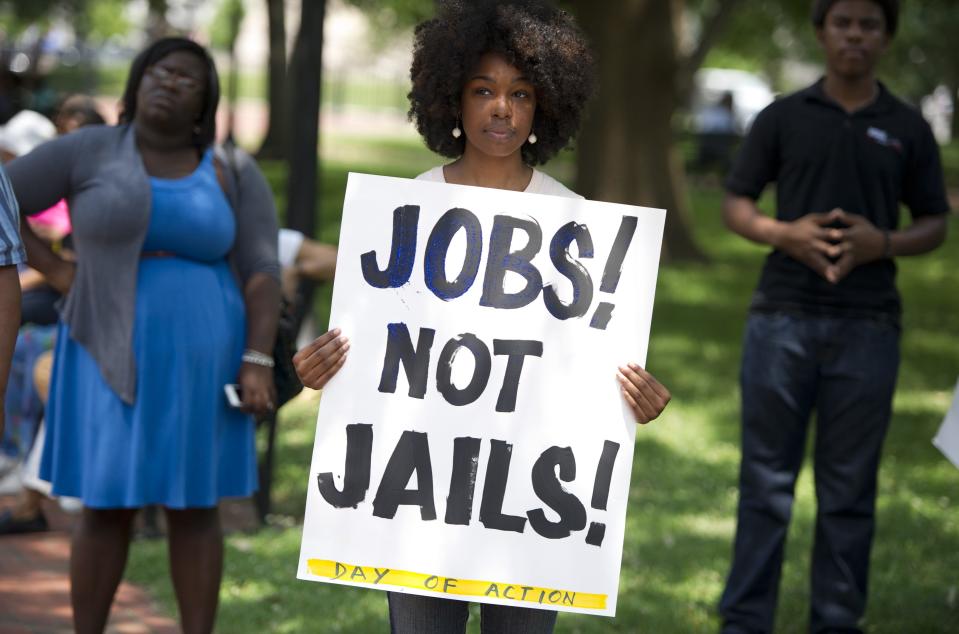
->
<box><xmin>0</xmin><ymin>106</ymin><xmax>87</xmax><ymax>532</ymax></box>
<box><xmin>0</xmin><ymin>110</ymin><xmax>56</xmax><ymax>163</ymax></box>
<box><xmin>0</xmin><ymin>109</ymin><xmax>57</xmax><ymax>482</ymax></box>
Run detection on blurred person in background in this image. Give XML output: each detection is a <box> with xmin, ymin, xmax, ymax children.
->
<box><xmin>0</xmin><ymin>108</ymin><xmax>56</xmax><ymax>484</ymax></box>
<box><xmin>693</xmin><ymin>91</ymin><xmax>741</xmax><ymax>181</ymax></box>
<box><xmin>0</xmin><ymin>163</ymin><xmax>25</xmax><ymax>451</ymax></box>
<box><xmin>53</xmin><ymin>94</ymin><xmax>107</xmax><ymax>135</ymax></box>
<box><xmin>6</xmin><ymin>37</ymin><xmax>280</xmax><ymax>634</ymax></box>
<box><xmin>0</xmin><ymin>96</ymin><xmax>105</xmax><ymax>533</ymax></box>
<box><xmin>277</xmin><ymin>227</ymin><xmax>337</xmax><ymax>301</ymax></box>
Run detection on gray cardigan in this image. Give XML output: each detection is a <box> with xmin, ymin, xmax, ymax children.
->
<box><xmin>7</xmin><ymin>123</ymin><xmax>281</xmax><ymax>404</ymax></box>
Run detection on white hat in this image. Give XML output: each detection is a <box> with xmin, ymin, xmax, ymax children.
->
<box><xmin>0</xmin><ymin>110</ymin><xmax>56</xmax><ymax>157</ymax></box>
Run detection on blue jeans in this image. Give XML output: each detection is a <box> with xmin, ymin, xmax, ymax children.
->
<box><xmin>719</xmin><ymin>313</ymin><xmax>900</xmax><ymax>634</ymax></box>
<box><xmin>387</xmin><ymin>592</ymin><xmax>557</xmax><ymax>634</ymax></box>
<box><xmin>1</xmin><ymin>325</ymin><xmax>56</xmax><ymax>459</ymax></box>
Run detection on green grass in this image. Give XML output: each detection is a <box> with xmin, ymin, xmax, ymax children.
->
<box><xmin>125</xmin><ymin>140</ymin><xmax>959</xmax><ymax>633</ymax></box>
<box><xmin>940</xmin><ymin>140</ymin><xmax>959</xmax><ymax>188</ymax></box>
<box><xmin>47</xmin><ymin>63</ymin><xmax>411</xmax><ymax>114</ymax></box>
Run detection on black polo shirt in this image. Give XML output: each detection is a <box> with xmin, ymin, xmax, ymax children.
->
<box><xmin>726</xmin><ymin>78</ymin><xmax>950</xmax><ymax>322</ymax></box>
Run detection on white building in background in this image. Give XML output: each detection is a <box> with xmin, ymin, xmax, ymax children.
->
<box><xmin>691</xmin><ymin>68</ymin><xmax>775</xmax><ymax>133</ymax></box>
<box><xmin>921</xmin><ymin>85</ymin><xmax>953</xmax><ymax>145</ymax></box>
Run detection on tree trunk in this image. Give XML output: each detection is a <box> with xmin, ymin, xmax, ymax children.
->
<box><xmin>285</xmin><ymin>0</ymin><xmax>326</xmax><ymax>327</ymax></box>
<box><xmin>224</xmin><ymin>2</ymin><xmax>244</xmax><ymax>143</ymax></box>
<box><xmin>285</xmin><ymin>0</ymin><xmax>324</xmax><ymax>236</ymax></box>
<box><xmin>256</xmin><ymin>0</ymin><xmax>289</xmax><ymax>159</ymax></box>
<box><xmin>569</xmin><ymin>0</ymin><xmax>707</xmax><ymax>262</ymax></box>
<box><xmin>146</xmin><ymin>0</ymin><xmax>171</xmax><ymax>41</ymax></box>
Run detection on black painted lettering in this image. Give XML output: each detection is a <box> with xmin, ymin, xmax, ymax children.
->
<box><xmin>479</xmin><ymin>440</ymin><xmax>527</xmax><ymax>533</ymax></box>
<box><xmin>492</xmin><ymin>339</ymin><xmax>543</xmax><ymax>412</ymax></box>
<box><xmin>350</xmin><ymin>567</ymin><xmax>367</xmax><ymax>581</ymax></box>
<box><xmin>527</xmin><ymin>446</ymin><xmax>587</xmax><ymax>539</ymax></box>
<box><xmin>480</xmin><ymin>215</ymin><xmax>543</xmax><ymax>309</ymax></box>
<box><xmin>543</xmin><ymin>222</ymin><xmax>594</xmax><ymax>320</ymax></box>
<box><xmin>316</xmin><ymin>424</ymin><xmax>373</xmax><ymax>509</ymax></box>
<box><xmin>436</xmin><ymin>334</ymin><xmax>491</xmax><ymax>406</ymax></box>
<box><xmin>360</xmin><ymin>205</ymin><xmax>419</xmax><ymax>288</ymax></box>
<box><xmin>424</xmin><ymin>208</ymin><xmax>483</xmax><ymax>300</ymax></box>
<box><xmin>372</xmin><ymin>431</ymin><xmax>437</xmax><ymax>520</ymax></box>
<box><xmin>445</xmin><ymin>436</ymin><xmax>482</xmax><ymax>525</ymax></box>
<box><xmin>378</xmin><ymin>323</ymin><xmax>435</xmax><ymax>399</ymax></box>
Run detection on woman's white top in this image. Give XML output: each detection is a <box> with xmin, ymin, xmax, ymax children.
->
<box><xmin>415</xmin><ymin>166</ymin><xmax>583</xmax><ymax>200</ymax></box>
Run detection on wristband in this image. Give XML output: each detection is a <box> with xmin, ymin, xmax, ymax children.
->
<box><xmin>881</xmin><ymin>230</ymin><xmax>892</xmax><ymax>259</ymax></box>
<box><xmin>242</xmin><ymin>349</ymin><xmax>275</xmax><ymax>368</ymax></box>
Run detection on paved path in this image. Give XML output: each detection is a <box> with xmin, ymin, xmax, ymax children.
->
<box><xmin>0</xmin><ymin>494</ymin><xmax>258</xmax><ymax>633</ymax></box>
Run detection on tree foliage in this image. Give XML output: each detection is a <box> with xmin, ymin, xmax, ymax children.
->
<box><xmin>707</xmin><ymin>0</ymin><xmax>957</xmax><ymax>103</ymax></box>
<box><xmin>702</xmin><ymin>0</ymin><xmax>815</xmax><ymax>86</ymax></box>
<box><xmin>344</xmin><ymin>0</ymin><xmax>434</xmax><ymax>31</ymax></box>
<box><xmin>0</xmin><ymin>0</ymin><xmax>129</xmax><ymax>42</ymax></box>
<box><xmin>0</xmin><ymin>0</ymin><xmax>62</xmax><ymax>33</ymax></box>
<box><xmin>881</xmin><ymin>0</ymin><xmax>958</xmax><ymax>102</ymax></box>
<box><xmin>86</xmin><ymin>0</ymin><xmax>130</xmax><ymax>41</ymax></box>
<box><xmin>210</xmin><ymin>0</ymin><xmax>245</xmax><ymax>52</ymax></box>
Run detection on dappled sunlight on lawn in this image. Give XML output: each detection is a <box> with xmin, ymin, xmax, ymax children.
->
<box><xmin>122</xmin><ymin>152</ymin><xmax>959</xmax><ymax>633</ymax></box>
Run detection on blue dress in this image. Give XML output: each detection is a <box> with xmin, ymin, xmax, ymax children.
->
<box><xmin>40</xmin><ymin>150</ymin><xmax>257</xmax><ymax>509</ymax></box>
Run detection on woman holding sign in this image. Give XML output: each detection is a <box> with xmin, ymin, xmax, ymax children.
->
<box><xmin>294</xmin><ymin>0</ymin><xmax>671</xmax><ymax>631</ymax></box>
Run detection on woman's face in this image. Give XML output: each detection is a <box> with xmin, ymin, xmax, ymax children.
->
<box><xmin>135</xmin><ymin>50</ymin><xmax>207</xmax><ymax>134</ymax></box>
<box><xmin>459</xmin><ymin>52</ymin><xmax>537</xmax><ymax>161</ymax></box>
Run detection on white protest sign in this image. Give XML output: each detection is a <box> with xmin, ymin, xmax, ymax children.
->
<box><xmin>297</xmin><ymin>173</ymin><xmax>665</xmax><ymax>616</ymax></box>
<box><xmin>933</xmin><ymin>377</ymin><xmax>959</xmax><ymax>470</ymax></box>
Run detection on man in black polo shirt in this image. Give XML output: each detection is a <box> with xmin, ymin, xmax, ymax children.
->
<box><xmin>718</xmin><ymin>1</ymin><xmax>949</xmax><ymax>633</ymax></box>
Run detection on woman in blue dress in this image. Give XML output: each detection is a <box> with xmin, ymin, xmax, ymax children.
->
<box><xmin>7</xmin><ymin>38</ymin><xmax>281</xmax><ymax>634</ymax></box>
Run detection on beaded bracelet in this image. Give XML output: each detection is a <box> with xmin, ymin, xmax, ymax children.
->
<box><xmin>242</xmin><ymin>349</ymin><xmax>275</xmax><ymax>368</ymax></box>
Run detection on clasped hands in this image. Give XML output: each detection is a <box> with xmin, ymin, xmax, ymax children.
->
<box><xmin>774</xmin><ymin>208</ymin><xmax>886</xmax><ymax>284</ymax></box>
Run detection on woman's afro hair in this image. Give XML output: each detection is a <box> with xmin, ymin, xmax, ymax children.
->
<box><xmin>408</xmin><ymin>0</ymin><xmax>596</xmax><ymax>166</ymax></box>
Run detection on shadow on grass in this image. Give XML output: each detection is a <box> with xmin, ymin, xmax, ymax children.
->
<box><xmin>125</xmin><ymin>150</ymin><xmax>959</xmax><ymax>634</ymax></box>
<box><xmin>555</xmin><ymin>434</ymin><xmax>738</xmax><ymax>633</ymax></box>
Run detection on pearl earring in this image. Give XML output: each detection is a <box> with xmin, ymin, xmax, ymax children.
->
<box><xmin>452</xmin><ymin>125</ymin><xmax>462</xmax><ymax>139</ymax></box>
<box><xmin>527</xmin><ymin>132</ymin><xmax>537</xmax><ymax>144</ymax></box>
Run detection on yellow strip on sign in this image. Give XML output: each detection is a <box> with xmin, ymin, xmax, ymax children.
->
<box><xmin>306</xmin><ymin>559</ymin><xmax>607</xmax><ymax>610</ymax></box>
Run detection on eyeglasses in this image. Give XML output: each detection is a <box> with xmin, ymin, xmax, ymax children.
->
<box><xmin>146</xmin><ymin>65</ymin><xmax>202</xmax><ymax>91</ymax></box>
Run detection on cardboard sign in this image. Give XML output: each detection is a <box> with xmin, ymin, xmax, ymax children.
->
<box><xmin>297</xmin><ymin>173</ymin><xmax>665</xmax><ymax>616</ymax></box>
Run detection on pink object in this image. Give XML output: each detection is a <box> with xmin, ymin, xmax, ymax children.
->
<box><xmin>27</xmin><ymin>199</ymin><xmax>71</xmax><ymax>238</ymax></box>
